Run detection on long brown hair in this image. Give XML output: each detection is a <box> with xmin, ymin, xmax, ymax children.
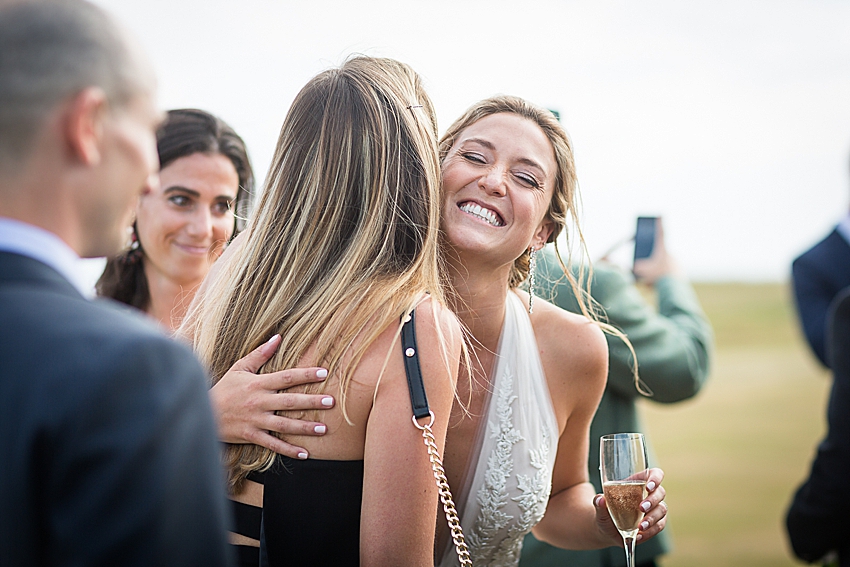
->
<box><xmin>185</xmin><ymin>56</ymin><xmax>447</xmax><ymax>492</ymax></box>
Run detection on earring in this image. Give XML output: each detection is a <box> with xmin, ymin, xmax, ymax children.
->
<box><xmin>129</xmin><ymin>225</ymin><xmax>139</xmax><ymax>251</ymax></box>
<box><xmin>527</xmin><ymin>246</ymin><xmax>538</xmax><ymax>314</ymax></box>
<box><xmin>123</xmin><ymin>223</ymin><xmax>142</xmax><ymax>265</ymax></box>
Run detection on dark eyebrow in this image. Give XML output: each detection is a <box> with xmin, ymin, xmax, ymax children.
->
<box><xmin>462</xmin><ymin>137</ymin><xmax>546</xmax><ymax>175</ymax></box>
<box><xmin>163</xmin><ymin>186</ymin><xmax>235</xmax><ymax>202</ymax></box>
<box><xmin>163</xmin><ymin>186</ymin><xmax>200</xmax><ymax>198</ymax></box>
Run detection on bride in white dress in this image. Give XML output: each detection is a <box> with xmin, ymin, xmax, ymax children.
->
<box><xmin>206</xmin><ymin>93</ymin><xmax>670</xmax><ymax>566</ymax></box>
<box><xmin>436</xmin><ymin>96</ymin><xmax>668</xmax><ymax>566</ymax></box>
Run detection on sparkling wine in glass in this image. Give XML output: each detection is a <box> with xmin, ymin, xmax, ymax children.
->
<box><xmin>600</xmin><ymin>433</ymin><xmax>649</xmax><ymax>567</ymax></box>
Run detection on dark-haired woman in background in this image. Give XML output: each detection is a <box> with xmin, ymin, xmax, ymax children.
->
<box><xmin>97</xmin><ymin>108</ymin><xmax>253</xmax><ymax>332</ymax></box>
<box><xmin>98</xmin><ymin>107</ymin><xmax>334</xmax><ymax>470</ymax></box>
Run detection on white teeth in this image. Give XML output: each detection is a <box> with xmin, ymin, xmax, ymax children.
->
<box><xmin>460</xmin><ymin>202</ymin><xmax>501</xmax><ymax>226</ymax></box>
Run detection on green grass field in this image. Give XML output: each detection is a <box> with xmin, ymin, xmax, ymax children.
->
<box><xmin>640</xmin><ymin>283</ymin><xmax>831</xmax><ymax>566</ymax></box>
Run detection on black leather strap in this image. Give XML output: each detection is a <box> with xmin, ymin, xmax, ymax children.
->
<box><xmin>401</xmin><ymin>309</ymin><xmax>431</xmax><ymax>419</ymax></box>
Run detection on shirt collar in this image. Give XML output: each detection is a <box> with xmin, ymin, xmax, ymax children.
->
<box><xmin>0</xmin><ymin>217</ymin><xmax>93</xmax><ymax>297</ymax></box>
<box><xmin>837</xmin><ymin>212</ymin><xmax>850</xmax><ymax>247</ymax></box>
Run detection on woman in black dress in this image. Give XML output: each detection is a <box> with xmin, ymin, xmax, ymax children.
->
<box><xmin>183</xmin><ymin>56</ymin><xmax>462</xmax><ymax>566</ymax></box>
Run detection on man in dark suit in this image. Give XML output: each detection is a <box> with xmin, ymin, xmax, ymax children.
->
<box><xmin>0</xmin><ymin>1</ymin><xmax>232</xmax><ymax>565</ymax></box>
<box><xmin>792</xmin><ymin>217</ymin><xmax>850</xmax><ymax>368</ymax></box>
<box><xmin>786</xmin><ymin>287</ymin><xmax>850</xmax><ymax>566</ymax></box>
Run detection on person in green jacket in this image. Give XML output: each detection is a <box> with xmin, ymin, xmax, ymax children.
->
<box><xmin>520</xmin><ymin>219</ymin><xmax>713</xmax><ymax>567</ymax></box>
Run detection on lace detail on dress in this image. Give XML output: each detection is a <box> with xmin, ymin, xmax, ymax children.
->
<box><xmin>467</xmin><ymin>371</ymin><xmax>554</xmax><ymax>566</ymax></box>
<box><xmin>501</xmin><ymin>427</ymin><xmax>552</xmax><ymax>560</ymax></box>
<box><xmin>467</xmin><ymin>369</ymin><xmax>522</xmax><ymax>564</ymax></box>
<box><xmin>437</xmin><ymin>292</ymin><xmax>558</xmax><ymax>567</ymax></box>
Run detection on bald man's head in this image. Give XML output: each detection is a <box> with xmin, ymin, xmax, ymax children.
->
<box><xmin>0</xmin><ymin>0</ymin><xmax>155</xmax><ymax>173</ymax></box>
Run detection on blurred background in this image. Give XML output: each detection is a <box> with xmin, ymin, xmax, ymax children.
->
<box><xmin>641</xmin><ymin>283</ymin><xmax>827</xmax><ymax>566</ymax></box>
<box><xmin>89</xmin><ymin>1</ymin><xmax>849</xmax><ymax>563</ymax></box>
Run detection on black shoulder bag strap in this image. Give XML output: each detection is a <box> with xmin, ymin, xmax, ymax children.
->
<box><xmin>401</xmin><ymin>310</ymin><xmax>431</xmax><ymax>420</ymax></box>
<box><xmin>401</xmin><ymin>308</ymin><xmax>472</xmax><ymax>566</ymax></box>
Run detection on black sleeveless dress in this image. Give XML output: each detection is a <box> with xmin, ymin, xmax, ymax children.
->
<box><xmin>230</xmin><ymin>460</ymin><xmax>364</xmax><ymax>567</ymax></box>
<box><xmin>261</xmin><ymin>458</ymin><xmax>364</xmax><ymax>566</ymax></box>
<box><xmin>230</xmin><ymin>471</ymin><xmax>264</xmax><ymax>567</ymax></box>
<box><xmin>235</xmin><ymin>310</ymin><xmax>425</xmax><ymax>566</ymax></box>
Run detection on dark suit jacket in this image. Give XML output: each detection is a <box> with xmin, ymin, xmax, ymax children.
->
<box><xmin>792</xmin><ymin>228</ymin><xmax>850</xmax><ymax>367</ymax></box>
<box><xmin>0</xmin><ymin>252</ymin><xmax>232</xmax><ymax>566</ymax></box>
<box><xmin>786</xmin><ymin>287</ymin><xmax>850</xmax><ymax>566</ymax></box>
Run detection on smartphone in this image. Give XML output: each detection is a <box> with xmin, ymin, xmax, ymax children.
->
<box><xmin>633</xmin><ymin>217</ymin><xmax>657</xmax><ymax>265</ymax></box>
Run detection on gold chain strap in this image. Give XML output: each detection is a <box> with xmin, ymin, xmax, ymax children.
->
<box><xmin>413</xmin><ymin>412</ymin><xmax>472</xmax><ymax>567</ymax></box>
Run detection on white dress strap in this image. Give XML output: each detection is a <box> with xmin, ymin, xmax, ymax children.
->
<box><xmin>439</xmin><ymin>291</ymin><xmax>559</xmax><ymax>567</ymax></box>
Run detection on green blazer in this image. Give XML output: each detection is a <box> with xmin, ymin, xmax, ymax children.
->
<box><xmin>519</xmin><ymin>247</ymin><xmax>713</xmax><ymax>567</ymax></box>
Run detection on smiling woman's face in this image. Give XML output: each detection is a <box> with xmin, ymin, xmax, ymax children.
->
<box><xmin>440</xmin><ymin>112</ymin><xmax>557</xmax><ymax>267</ymax></box>
<box><xmin>136</xmin><ymin>151</ymin><xmax>239</xmax><ymax>289</ymax></box>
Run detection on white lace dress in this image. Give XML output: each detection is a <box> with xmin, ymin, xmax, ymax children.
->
<box><xmin>439</xmin><ymin>291</ymin><xmax>559</xmax><ymax>567</ymax></box>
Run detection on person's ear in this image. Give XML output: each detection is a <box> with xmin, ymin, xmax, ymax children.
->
<box><xmin>531</xmin><ymin>218</ymin><xmax>555</xmax><ymax>250</ymax></box>
<box><xmin>64</xmin><ymin>87</ymin><xmax>108</xmax><ymax>166</ymax></box>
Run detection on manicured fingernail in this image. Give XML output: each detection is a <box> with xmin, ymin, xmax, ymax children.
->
<box><xmin>646</xmin><ymin>481</ymin><xmax>656</xmax><ymax>491</ymax></box>
<box><xmin>314</xmin><ymin>425</ymin><xmax>327</xmax><ymax>434</ymax></box>
<box><xmin>636</xmin><ymin>534</ymin><xmax>643</xmax><ymax>541</ymax></box>
<box><xmin>321</xmin><ymin>396</ymin><xmax>334</xmax><ymax>407</ymax></box>
<box><xmin>594</xmin><ymin>495</ymin><xmax>604</xmax><ymax>507</ymax></box>
<box><xmin>297</xmin><ymin>452</ymin><xmax>308</xmax><ymax>459</ymax></box>
<box><xmin>261</xmin><ymin>334</ymin><xmax>280</xmax><ymax>354</ymax></box>
<box><xmin>640</xmin><ymin>521</ymin><xmax>649</xmax><ymax>530</ymax></box>
<box><xmin>641</xmin><ymin>501</ymin><xmax>651</xmax><ymax>512</ymax></box>
<box><xmin>316</xmin><ymin>368</ymin><xmax>328</xmax><ymax>379</ymax></box>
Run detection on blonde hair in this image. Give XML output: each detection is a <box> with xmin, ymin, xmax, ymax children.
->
<box><xmin>186</xmin><ymin>56</ymin><xmax>445</xmax><ymax>492</ymax></box>
<box><xmin>439</xmin><ymin>96</ymin><xmax>584</xmax><ymax>287</ymax></box>
<box><xmin>439</xmin><ymin>95</ymin><xmax>642</xmax><ymax>389</ymax></box>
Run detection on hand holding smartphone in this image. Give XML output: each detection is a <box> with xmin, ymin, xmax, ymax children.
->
<box><xmin>633</xmin><ymin>217</ymin><xmax>658</xmax><ymax>266</ymax></box>
<box><xmin>632</xmin><ymin>216</ymin><xmax>680</xmax><ymax>284</ymax></box>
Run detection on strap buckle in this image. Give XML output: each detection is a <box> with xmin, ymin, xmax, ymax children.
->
<box><xmin>412</xmin><ymin>410</ymin><xmax>435</xmax><ymax>430</ymax></box>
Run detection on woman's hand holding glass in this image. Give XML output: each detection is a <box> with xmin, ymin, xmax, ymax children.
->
<box><xmin>596</xmin><ymin>433</ymin><xmax>667</xmax><ymax>564</ymax></box>
<box><xmin>593</xmin><ymin>465</ymin><xmax>667</xmax><ymax>551</ymax></box>
<box><xmin>210</xmin><ymin>334</ymin><xmax>335</xmax><ymax>459</ymax></box>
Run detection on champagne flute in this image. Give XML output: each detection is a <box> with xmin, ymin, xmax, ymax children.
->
<box><xmin>599</xmin><ymin>433</ymin><xmax>649</xmax><ymax>567</ymax></box>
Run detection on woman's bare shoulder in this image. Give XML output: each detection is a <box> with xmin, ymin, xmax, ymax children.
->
<box><xmin>521</xmin><ymin>290</ymin><xmax>608</xmax><ymax>399</ymax></box>
<box><xmin>520</xmin><ymin>290</ymin><xmax>606</xmax><ymax>358</ymax></box>
<box><xmin>358</xmin><ymin>294</ymin><xmax>462</xmax><ymax>388</ymax></box>
<box><xmin>413</xmin><ymin>295</ymin><xmax>463</xmax><ymax>348</ymax></box>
